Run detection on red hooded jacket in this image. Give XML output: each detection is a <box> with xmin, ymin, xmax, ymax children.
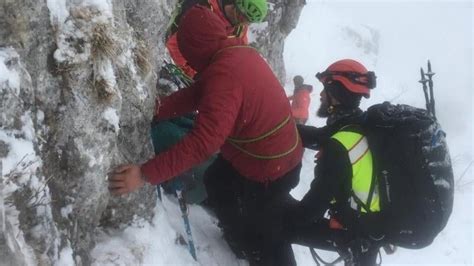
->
<box><xmin>141</xmin><ymin>6</ymin><xmax>302</xmax><ymax>184</ymax></box>
<box><xmin>289</xmin><ymin>85</ymin><xmax>313</xmax><ymax>120</ymax></box>
<box><xmin>165</xmin><ymin>0</ymin><xmax>248</xmax><ymax>77</ymax></box>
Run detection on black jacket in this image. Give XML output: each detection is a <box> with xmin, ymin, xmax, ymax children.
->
<box><xmin>288</xmin><ymin>108</ymin><xmax>386</xmax><ymax>265</ymax></box>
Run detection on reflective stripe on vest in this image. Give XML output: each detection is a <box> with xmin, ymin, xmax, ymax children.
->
<box><xmin>331</xmin><ymin>131</ymin><xmax>380</xmax><ymax>213</ymax></box>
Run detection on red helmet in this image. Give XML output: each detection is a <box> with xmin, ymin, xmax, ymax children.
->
<box><xmin>316</xmin><ymin>59</ymin><xmax>376</xmax><ymax>98</ymax></box>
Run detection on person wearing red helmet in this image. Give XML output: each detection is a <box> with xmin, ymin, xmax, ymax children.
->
<box><xmin>109</xmin><ymin>6</ymin><xmax>301</xmax><ymax>265</ymax></box>
<box><xmin>288</xmin><ymin>75</ymin><xmax>313</xmax><ymax>125</ymax></box>
<box><xmin>285</xmin><ymin>59</ymin><xmax>384</xmax><ymax>266</ymax></box>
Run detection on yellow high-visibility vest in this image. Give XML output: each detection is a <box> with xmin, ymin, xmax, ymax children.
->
<box><xmin>332</xmin><ymin>130</ymin><xmax>380</xmax><ymax>213</ymax></box>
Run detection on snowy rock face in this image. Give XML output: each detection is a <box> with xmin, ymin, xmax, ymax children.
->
<box><xmin>249</xmin><ymin>0</ymin><xmax>306</xmax><ymax>83</ymax></box>
<box><xmin>0</xmin><ymin>0</ymin><xmax>303</xmax><ymax>265</ymax></box>
<box><xmin>1</xmin><ymin>0</ymin><xmax>170</xmax><ymax>264</ymax></box>
<box><xmin>1</xmin><ymin>46</ymin><xmax>40</xmax><ymax>266</ymax></box>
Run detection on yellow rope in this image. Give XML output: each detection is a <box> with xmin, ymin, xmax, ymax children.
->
<box><xmin>227</xmin><ymin>123</ymin><xmax>300</xmax><ymax>160</ymax></box>
<box><xmin>228</xmin><ymin>115</ymin><xmax>291</xmax><ymax>144</ymax></box>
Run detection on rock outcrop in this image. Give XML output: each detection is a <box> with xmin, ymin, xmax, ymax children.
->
<box><xmin>249</xmin><ymin>0</ymin><xmax>306</xmax><ymax>83</ymax></box>
<box><xmin>0</xmin><ymin>0</ymin><xmax>304</xmax><ymax>264</ymax></box>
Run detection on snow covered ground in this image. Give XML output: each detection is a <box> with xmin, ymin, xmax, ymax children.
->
<box><xmin>4</xmin><ymin>0</ymin><xmax>465</xmax><ymax>265</ymax></box>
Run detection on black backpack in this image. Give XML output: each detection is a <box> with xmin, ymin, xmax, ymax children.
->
<box><xmin>363</xmin><ymin>101</ymin><xmax>454</xmax><ymax>249</ymax></box>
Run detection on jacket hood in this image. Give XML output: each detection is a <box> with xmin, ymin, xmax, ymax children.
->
<box><xmin>177</xmin><ymin>5</ymin><xmax>244</xmax><ymax>72</ymax></box>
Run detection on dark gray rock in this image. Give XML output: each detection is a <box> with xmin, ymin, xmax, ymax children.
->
<box><xmin>0</xmin><ymin>140</ymin><xmax>9</xmax><ymax>157</ymax></box>
<box><xmin>249</xmin><ymin>0</ymin><xmax>306</xmax><ymax>83</ymax></box>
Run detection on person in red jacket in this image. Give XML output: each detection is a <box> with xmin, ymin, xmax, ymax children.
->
<box><xmin>288</xmin><ymin>75</ymin><xmax>313</xmax><ymax>125</ymax></box>
<box><xmin>165</xmin><ymin>0</ymin><xmax>268</xmax><ymax>78</ymax></box>
<box><xmin>108</xmin><ymin>6</ymin><xmax>302</xmax><ymax>265</ymax></box>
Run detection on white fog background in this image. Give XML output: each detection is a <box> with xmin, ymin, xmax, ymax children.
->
<box><xmin>285</xmin><ymin>1</ymin><xmax>473</xmax><ymax>265</ymax></box>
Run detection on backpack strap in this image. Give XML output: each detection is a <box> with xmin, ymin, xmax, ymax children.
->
<box><xmin>365</xmin><ymin>164</ymin><xmax>378</xmax><ymax>213</ymax></box>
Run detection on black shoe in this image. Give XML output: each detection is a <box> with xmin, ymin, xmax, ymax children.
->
<box><xmin>223</xmin><ymin>232</ymin><xmax>247</xmax><ymax>259</ymax></box>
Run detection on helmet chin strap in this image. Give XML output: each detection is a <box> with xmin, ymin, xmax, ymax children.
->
<box><xmin>326</xmin><ymin>90</ymin><xmax>338</xmax><ymax>114</ymax></box>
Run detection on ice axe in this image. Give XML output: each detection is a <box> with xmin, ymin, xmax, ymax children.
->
<box><xmin>174</xmin><ymin>181</ymin><xmax>197</xmax><ymax>261</ymax></box>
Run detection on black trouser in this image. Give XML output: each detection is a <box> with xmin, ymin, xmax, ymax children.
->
<box><xmin>289</xmin><ymin>218</ymin><xmax>381</xmax><ymax>266</ymax></box>
<box><xmin>204</xmin><ymin>156</ymin><xmax>301</xmax><ymax>266</ymax></box>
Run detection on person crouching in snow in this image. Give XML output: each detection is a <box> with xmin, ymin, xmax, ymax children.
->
<box><xmin>286</xmin><ymin>59</ymin><xmax>383</xmax><ymax>266</ymax></box>
<box><xmin>288</xmin><ymin>75</ymin><xmax>313</xmax><ymax>125</ymax></box>
<box><xmin>108</xmin><ymin>5</ymin><xmax>303</xmax><ymax>266</ymax></box>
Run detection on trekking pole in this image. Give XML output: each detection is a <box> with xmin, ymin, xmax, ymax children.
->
<box><xmin>425</xmin><ymin>60</ymin><xmax>436</xmax><ymax>118</ymax></box>
<box><xmin>418</xmin><ymin>67</ymin><xmax>431</xmax><ymax>115</ymax></box>
<box><xmin>156</xmin><ymin>185</ymin><xmax>162</xmax><ymax>201</ymax></box>
<box><xmin>175</xmin><ymin>182</ymin><xmax>197</xmax><ymax>260</ymax></box>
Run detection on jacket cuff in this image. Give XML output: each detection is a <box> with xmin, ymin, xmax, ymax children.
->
<box><xmin>140</xmin><ymin>160</ymin><xmax>161</xmax><ymax>185</ymax></box>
